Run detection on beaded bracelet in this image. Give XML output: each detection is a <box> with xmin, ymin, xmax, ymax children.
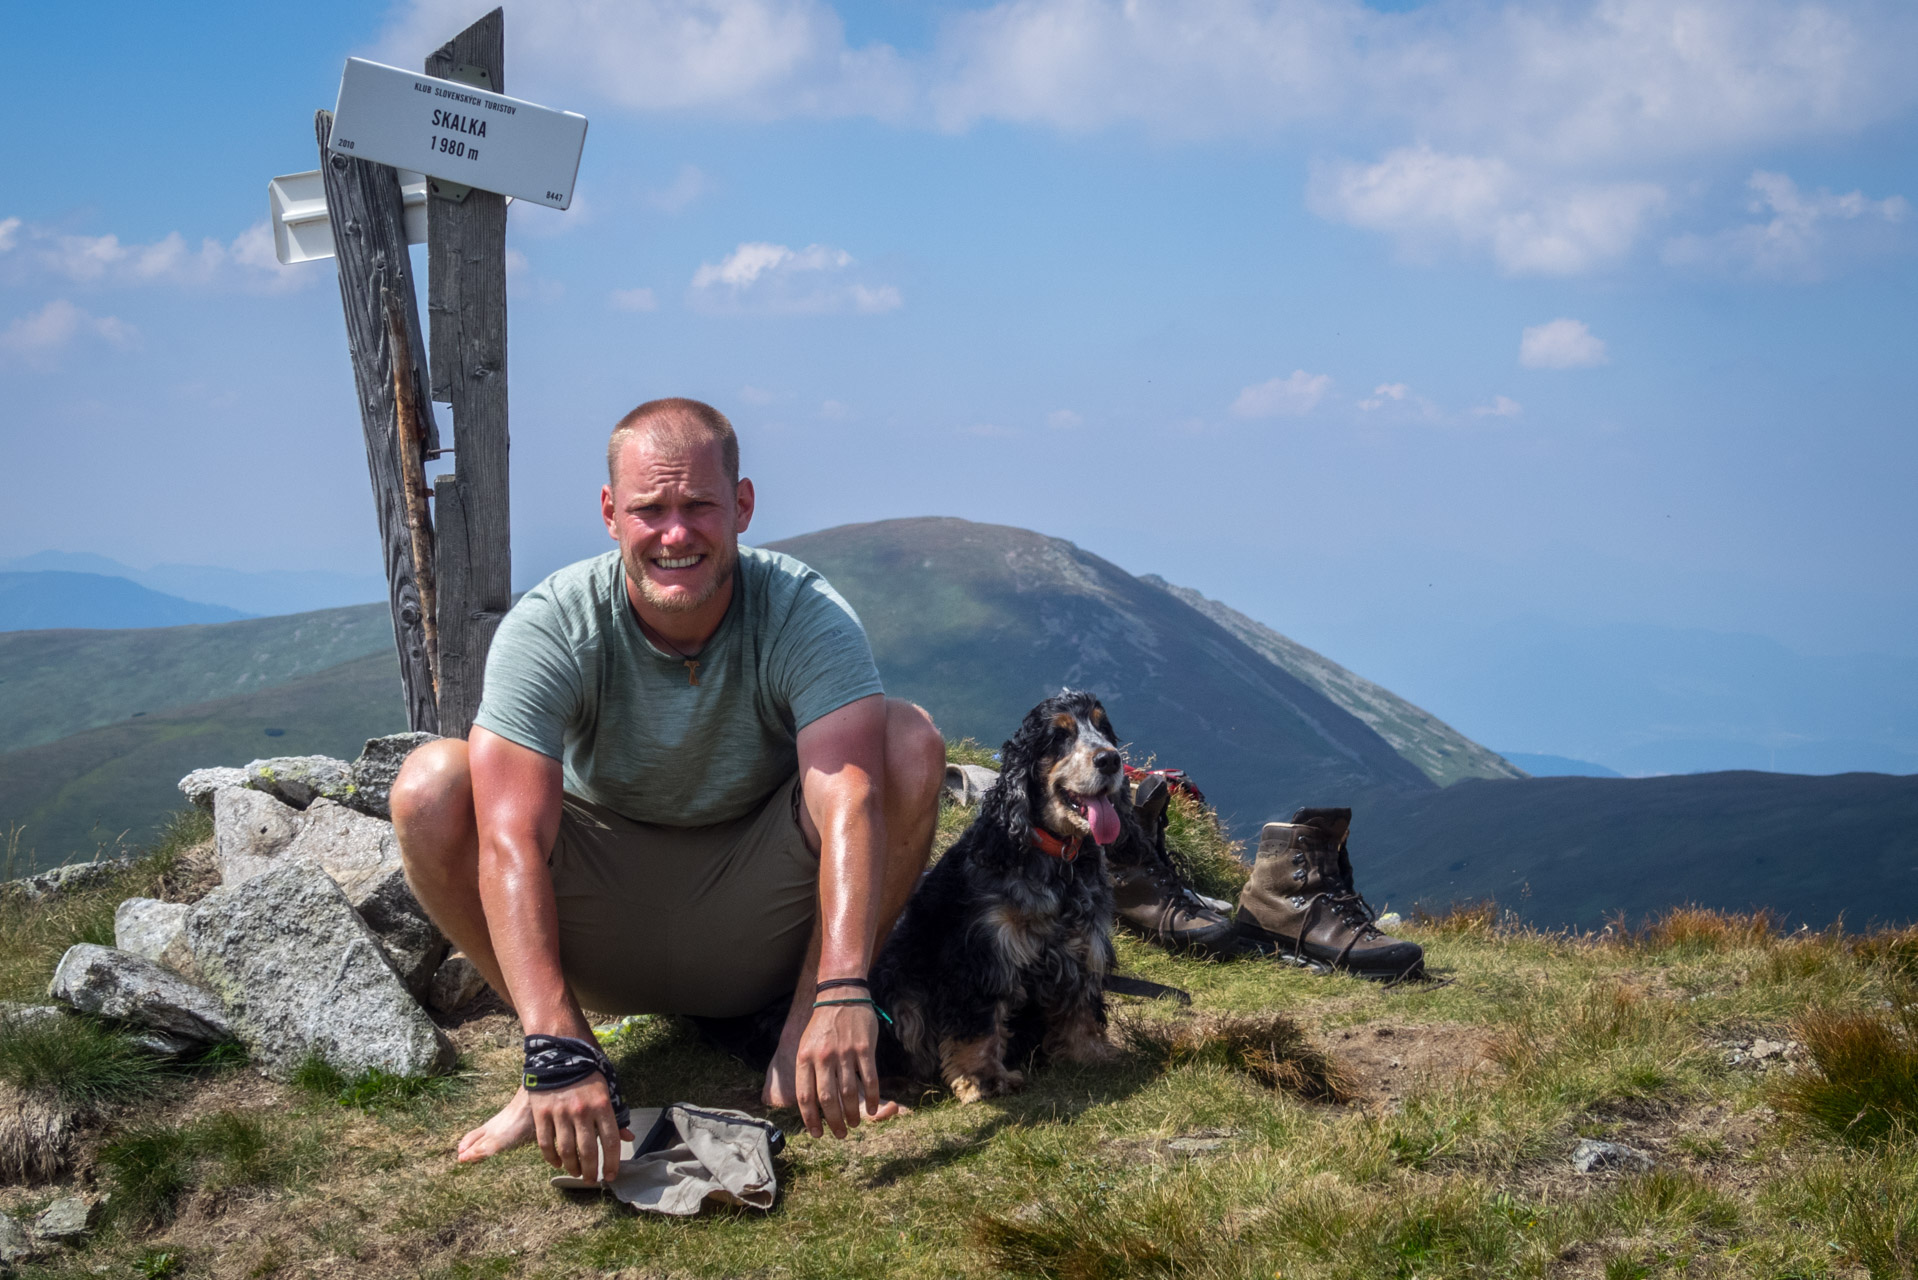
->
<box><xmin>812</xmin><ymin>996</ymin><xmax>894</xmax><ymax>1026</ymax></box>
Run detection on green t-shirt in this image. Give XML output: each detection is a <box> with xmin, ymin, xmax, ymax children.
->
<box><xmin>473</xmin><ymin>546</ymin><xmax>884</xmax><ymax>827</ymax></box>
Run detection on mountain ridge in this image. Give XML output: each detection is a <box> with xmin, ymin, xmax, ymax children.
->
<box><xmin>1143</xmin><ymin>575</ymin><xmax>1524</xmax><ymax>787</ymax></box>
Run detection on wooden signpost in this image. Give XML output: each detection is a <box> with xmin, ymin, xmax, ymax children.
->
<box><xmin>306</xmin><ymin>8</ymin><xmax>587</xmax><ymax>737</ymax></box>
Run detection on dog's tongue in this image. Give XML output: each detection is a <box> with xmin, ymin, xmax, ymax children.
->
<box><xmin>1082</xmin><ymin>794</ymin><xmax>1121</xmax><ymax>846</ymax></box>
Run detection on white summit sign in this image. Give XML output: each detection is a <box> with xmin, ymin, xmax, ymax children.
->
<box><xmin>326</xmin><ymin>57</ymin><xmax>587</xmax><ymax>210</ymax></box>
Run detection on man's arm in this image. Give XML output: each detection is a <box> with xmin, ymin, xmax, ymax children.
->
<box><xmin>468</xmin><ymin>726</ymin><xmax>626</xmax><ymax>1183</ymax></box>
<box><xmin>792</xmin><ymin>694</ymin><xmax>891</xmax><ymax>1138</ymax></box>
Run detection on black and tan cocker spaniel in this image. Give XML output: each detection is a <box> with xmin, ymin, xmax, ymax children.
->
<box><xmin>874</xmin><ymin>690</ymin><xmax>1126</xmax><ymax>1101</ymax></box>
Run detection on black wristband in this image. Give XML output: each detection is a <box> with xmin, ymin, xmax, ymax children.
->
<box><xmin>523</xmin><ymin>1034</ymin><xmax>630</xmax><ymax>1130</ymax></box>
<box><xmin>814</xmin><ymin>977</ymin><xmax>871</xmax><ymax>994</ymax></box>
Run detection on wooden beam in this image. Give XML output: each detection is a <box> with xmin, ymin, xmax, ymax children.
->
<box><xmin>316</xmin><ymin>109</ymin><xmax>439</xmax><ymax>735</ymax></box>
<box><xmin>426</xmin><ymin>7</ymin><xmax>511</xmax><ymax>738</ymax></box>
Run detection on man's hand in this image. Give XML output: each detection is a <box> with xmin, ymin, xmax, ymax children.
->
<box><xmin>529</xmin><ymin>1073</ymin><xmax>633</xmax><ymax>1184</ymax></box>
<box><xmin>794</xmin><ymin>1001</ymin><xmax>901</xmax><ymax>1138</ymax></box>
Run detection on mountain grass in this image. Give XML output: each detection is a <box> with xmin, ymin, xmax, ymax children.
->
<box><xmin>12</xmin><ymin>798</ymin><xmax>1918</xmax><ymax>1277</ymax></box>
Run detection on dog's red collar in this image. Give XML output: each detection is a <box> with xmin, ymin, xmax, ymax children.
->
<box><xmin>1029</xmin><ymin>826</ymin><xmax>1082</xmax><ymax>862</ymax></box>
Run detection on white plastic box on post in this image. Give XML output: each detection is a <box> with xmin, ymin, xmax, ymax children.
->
<box><xmin>267</xmin><ymin>169</ymin><xmax>428</xmax><ymax>265</ymax></box>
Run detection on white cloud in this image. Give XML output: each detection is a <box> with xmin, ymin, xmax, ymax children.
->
<box><xmin>1312</xmin><ymin>147</ymin><xmax>1666</xmax><ymax>275</ymax></box>
<box><xmin>375</xmin><ymin>1</ymin><xmax>1916</xmax><ymax>155</ymax></box>
<box><xmin>1046</xmin><ymin>409</ymin><xmax>1083</xmax><ymax>429</ymax></box>
<box><xmin>0</xmin><ymin>299</ymin><xmax>138</xmax><ymax>366</ymax></box>
<box><xmin>738</xmin><ymin>384</ymin><xmax>777</xmax><ymax>405</ymax></box>
<box><xmin>608</xmin><ymin>286</ymin><xmax>659</xmax><ymax>311</ymax></box>
<box><xmin>818</xmin><ymin>399</ymin><xmax>850</xmax><ymax>419</ymax></box>
<box><xmin>0</xmin><ymin>217</ymin><xmax>304</xmax><ymax>293</ymax></box>
<box><xmin>1358</xmin><ymin>382</ymin><xmax>1408</xmax><ymax>410</ymax></box>
<box><xmin>1520</xmin><ymin>318</ymin><xmax>1609</xmax><ymax>369</ymax></box>
<box><xmin>374</xmin><ymin>0</ymin><xmax>914</xmax><ymax>118</ymax></box>
<box><xmin>372</xmin><ymin>1</ymin><xmax>1915</xmax><ymax>281</ymax></box>
<box><xmin>1663</xmin><ymin>170</ymin><xmax>1910</xmax><ymax>280</ymax></box>
<box><xmin>1230</xmin><ymin>370</ymin><xmax>1332</xmax><ymax>419</ymax></box>
<box><xmin>646</xmin><ymin>165</ymin><xmax>715</xmax><ymax>213</ymax></box>
<box><xmin>688</xmin><ymin>241</ymin><xmax>902</xmax><ymax>315</ymax></box>
<box><xmin>1471</xmin><ymin>395</ymin><xmax>1524</xmax><ymax>418</ymax></box>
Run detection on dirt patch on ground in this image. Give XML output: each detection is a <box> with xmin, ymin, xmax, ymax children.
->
<box><xmin>1327</xmin><ymin>1022</ymin><xmax>1500</xmax><ymax>1107</ymax></box>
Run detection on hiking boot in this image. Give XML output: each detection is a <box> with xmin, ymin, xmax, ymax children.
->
<box><xmin>1106</xmin><ymin>774</ymin><xmax>1239</xmax><ymax>954</ymax></box>
<box><xmin>1235</xmin><ymin>807</ymin><xmax>1424</xmax><ymax>980</ymax></box>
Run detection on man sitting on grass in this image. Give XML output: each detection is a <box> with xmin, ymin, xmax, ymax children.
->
<box><xmin>391</xmin><ymin>397</ymin><xmax>944</xmax><ymax>1183</ymax></box>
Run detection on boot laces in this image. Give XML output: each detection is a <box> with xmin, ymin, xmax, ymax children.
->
<box><xmin>1324</xmin><ymin>888</ymin><xmax>1381</xmax><ymax>937</ymax></box>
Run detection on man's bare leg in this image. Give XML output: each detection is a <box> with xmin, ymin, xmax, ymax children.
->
<box><xmin>763</xmin><ymin>698</ymin><xmax>944</xmax><ymax>1109</ymax></box>
<box><xmin>391</xmin><ymin>740</ymin><xmax>567</xmax><ymax>1163</ymax></box>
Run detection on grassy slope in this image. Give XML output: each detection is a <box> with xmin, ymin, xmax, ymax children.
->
<box><xmin>0</xmin><ymin>653</ymin><xmax>405</xmax><ymax>870</ymax></box>
<box><xmin>0</xmin><ymin>602</ymin><xmax>389</xmax><ymax>755</ymax></box>
<box><xmin>1356</xmin><ymin>770</ymin><xmax>1918</xmax><ymax>932</ymax></box>
<box><xmin>5</xmin><ymin>811</ymin><xmax>1917</xmax><ymax>1279</ymax></box>
<box><xmin>769</xmin><ymin>518</ymin><xmax>1433</xmax><ymax>831</ymax></box>
<box><xmin>1147</xmin><ymin>575</ymin><xmax>1527</xmax><ymax>787</ymax></box>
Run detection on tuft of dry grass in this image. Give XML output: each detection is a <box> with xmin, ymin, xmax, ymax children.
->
<box><xmin>1412</xmin><ymin>899</ymin><xmax>1501</xmax><ymax>937</ymax></box>
<box><xmin>1161</xmin><ymin>789</ymin><xmax>1247</xmax><ymax>901</ymax></box>
<box><xmin>1115</xmin><ymin>1010</ymin><xmax>1351</xmax><ymax>1102</ymax></box>
<box><xmin>1775</xmin><ymin>1000</ymin><xmax>1918</xmax><ymax>1146</ymax></box>
<box><xmin>0</xmin><ymin>1080</ymin><xmax>75</xmax><ymax>1182</ymax></box>
<box><xmin>1622</xmin><ymin>905</ymin><xmax>1778</xmax><ymax>951</ymax></box>
<box><xmin>944</xmin><ymin>737</ymin><xmax>1001</xmax><ymax>769</ymax></box>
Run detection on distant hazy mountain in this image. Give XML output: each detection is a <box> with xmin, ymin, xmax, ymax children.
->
<box><xmin>0</xmin><ymin>572</ymin><xmax>250</xmax><ymax>632</ymax></box>
<box><xmin>0</xmin><ymin>552</ymin><xmax>386</xmax><ymax>617</ymax></box>
<box><xmin>1365</xmin><ymin>616</ymin><xmax>1918</xmax><ymax>777</ymax></box>
<box><xmin>0</xmin><ymin>602</ymin><xmax>391</xmax><ymax>754</ymax></box>
<box><xmin>1501</xmin><ymin>753</ymin><xmax>1623</xmax><ymax>778</ymax></box>
<box><xmin>1144</xmin><ymin>577</ymin><xmax>1523</xmax><ymax>787</ymax></box>
<box><xmin>1358</xmin><ymin>771</ymin><xmax>1918</xmax><ymax>930</ymax></box>
<box><xmin>0</xmin><ymin>653</ymin><xmax>406</xmax><ymax>866</ymax></box>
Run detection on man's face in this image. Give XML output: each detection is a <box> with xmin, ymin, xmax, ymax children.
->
<box><xmin>601</xmin><ymin>428</ymin><xmax>755</xmax><ymax>616</ymax></box>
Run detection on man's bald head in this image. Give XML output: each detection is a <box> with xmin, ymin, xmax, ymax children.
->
<box><xmin>607</xmin><ymin>398</ymin><xmax>739</xmax><ymax>488</ymax></box>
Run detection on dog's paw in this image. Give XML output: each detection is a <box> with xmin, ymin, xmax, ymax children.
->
<box><xmin>949</xmin><ymin>1070</ymin><xmax>1024</xmax><ymax>1103</ymax></box>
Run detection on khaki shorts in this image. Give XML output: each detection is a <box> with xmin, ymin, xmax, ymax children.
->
<box><xmin>548</xmin><ymin>777</ymin><xmax>817</xmax><ymax>1019</ymax></box>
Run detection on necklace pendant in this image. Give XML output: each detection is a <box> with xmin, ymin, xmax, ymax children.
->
<box><xmin>685</xmin><ymin>659</ymin><xmax>700</xmax><ymax>687</ymax></box>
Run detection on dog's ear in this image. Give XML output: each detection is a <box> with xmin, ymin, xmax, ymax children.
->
<box><xmin>989</xmin><ymin>717</ymin><xmax>1041</xmax><ymax>849</ymax></box>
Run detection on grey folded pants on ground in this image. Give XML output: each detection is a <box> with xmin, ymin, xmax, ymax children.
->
<box><xmin>550</xmin><ymin>1103</ymin><xmax>786</xmax><ymax>1216</ymax></box>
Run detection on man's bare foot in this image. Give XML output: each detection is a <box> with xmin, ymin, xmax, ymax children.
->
<box><xmin>762</xmin><ymin>1016</ymin><xmax>805</xmax><ymax>1109</ymax></box>
<box><xmin>457</xmin><ymin>1086</ymin><xmax>535</xmax><ymax>1163</ymax></box>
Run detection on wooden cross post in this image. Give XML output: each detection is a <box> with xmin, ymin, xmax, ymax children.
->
<box><xmin>316</xmin><ymin>111</ymin><xmax>441</xmax><ymax>734</ymax></box>
<box><xmin>316</xmin><ymin>7</ymin><xmax>515</xmax><ymax>738</ymax></box>
<box><xmin>425</xmin><ymin>8</ymin><xmax>512</xmax><ymax>739</ymax></box>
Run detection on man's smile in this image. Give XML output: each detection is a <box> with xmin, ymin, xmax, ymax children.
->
<box><xmin>652</xmin><ymin>554</ymin><xmax>705</xmax><ymax>571</ymax></box>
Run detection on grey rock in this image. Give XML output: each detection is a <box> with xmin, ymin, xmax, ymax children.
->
<box><xmin>213</xmin><ymin>787</ymin><xmax>302</xmax><ymax>885</ymax></box>
<box><xmin>427</xmin><ymin>952</ymin><xmax>487</xmax><ymax>1013</ymax></box>
<box><xmin>47</xmin><ymin>945</ymin><xmax>230</xmax><ymax>1044</ymax></box>
<box><xmin>243</xmin><ymin>755</ymin><xmax>355</xmax><ymax>810</ymax></box>
<box><xmin>30</xmin><ymin>1195</ymin><xmax>93</xmax><ymax>1242</ymax></box>
<box><xmin>186</xmin><ymin>862</ymin><xmax>456</xmax><ymax>1081</ymax></box>
<box><xmin>2</xmin><ymin>859</ymin><xmax>132</xmax><ymax>904</ymax></box>
<box><xmin>333</xmin><ymin>861</ymin><xmax>446</xmax><ymax>996</ymax></box>
<box><xmin>347</xmin><ymin>732</ymin><xmax>440</xmax><ymax>819</ymax></box>
<box><xmin>128</xmin><ymin>1029</ymin><xmax>200</xmax><ymax>1057</ymax></box>
<box><xmin>282</xmin><ymin>800</ymin><xmax>398</xmax><ymax>879</ymax></box>
<box><xmin>114</xmin><ymin>898</ymin><xmax>199</xmax><ymax>981</ymax></box>
<box><xmin>1571</xmin><ymin>1138</ymin><xmax>1654</xmax><ymax>1174</ymax></box>
<box><xmin>942</xmin><ymin>763</ymin><xmax>999</xmax><ymax>807</ymax></box>
<box><xmin>0</xmin><ymin>1002</ymin><xmax>65</xmax><ymax>1032</ymax></box>
<box><xmin>179</xmin><ymin>766</ymin><xmax>247</xmax><ymax>811</ymax></box>
<box><xmin>1166</xmin><ymin>1136</ymin><xmax>1229</xmax><ymax>1155</ymax></box>
<box><xmin>0</xmin><ymin>1211</ymin><xmax>30</xmax><ymax>1266</ymax></box>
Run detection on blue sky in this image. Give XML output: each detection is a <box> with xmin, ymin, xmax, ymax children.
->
<box><xmin>3</xmin><ymin>0</ymin><xmax>1915</xmax><ymax>756</ymax></box>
